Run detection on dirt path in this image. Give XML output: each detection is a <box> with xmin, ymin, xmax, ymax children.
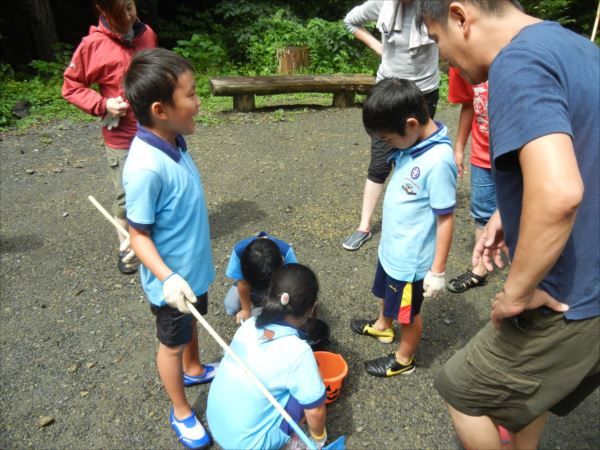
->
<box><xmin>1</xmin><ymin>104</ymin><xmax>598</xmax><ymax>449</ymax></box>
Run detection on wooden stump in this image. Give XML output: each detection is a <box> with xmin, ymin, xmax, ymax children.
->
<box><xmin>277</xmin><ymin>46</ymin><xmax>310</xmax><ymax>75</ymax></box>
<box><xmin>233</xmin><ymin>94</ymin><xmax>255</xmax><ymax>112</ymax></box>
<box><xmin>332</xmin><ymin>91</ymin><xmax>355</xmax><ymax>108</ymax></box>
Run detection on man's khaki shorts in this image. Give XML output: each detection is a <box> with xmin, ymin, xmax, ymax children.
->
<box><xmin>435</xmin><ymin>309</ymin><xmax>600</xmax><ymax>432</ymax></box>
<box><xmin>105</xmin><ymin>146</ymin><xmax>129</xmax><ymax>219</ymax></box>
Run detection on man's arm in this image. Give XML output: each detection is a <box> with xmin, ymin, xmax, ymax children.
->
<box><xmin>491</xmin><ymin>133</ymin><xmax>581</xmax><ymax>323</ymax></box>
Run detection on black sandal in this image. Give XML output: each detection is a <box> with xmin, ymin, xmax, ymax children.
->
<box><xmin>447</xmin><ymin>269</ymin><xmax>487</xmax><ymax>293</ymax></box>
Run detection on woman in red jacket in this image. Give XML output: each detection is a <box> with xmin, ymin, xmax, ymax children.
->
<box><xmin>63</xmin><ymin>0</ymin><xmax>157</xmax><ymax>274</ymax></box>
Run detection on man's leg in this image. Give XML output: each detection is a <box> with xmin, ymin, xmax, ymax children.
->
<box><xmin>512</xmin><ymin>413</ymin><xmax>548</xmax><ymax>450</ymax></box>
<box><xmin>447</xmin><ymin>404</ymin><xmax>502</xmax><ymax>450</ymax></box>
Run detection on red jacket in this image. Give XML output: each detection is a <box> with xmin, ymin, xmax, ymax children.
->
<box><xmin>62</xmin><ymin>18</ymin><xmax>157</xmax><ymax>149</ymax></box>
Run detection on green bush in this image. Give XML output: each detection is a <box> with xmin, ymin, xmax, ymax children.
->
<box><xmin>173</xmin><ymin>33</ymin><xmax>232</xmax><ymax>74</ymax></box>
<box><xmin>29</xmin><ymin>43</ymin><xmax>74</xmax><ymax>80</ymax></box>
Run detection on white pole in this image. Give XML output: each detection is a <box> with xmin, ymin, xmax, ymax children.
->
<box><xmin>591</xmin><ymin>0</ymin><xmax>600</xmax><ymax>42</ymax></box>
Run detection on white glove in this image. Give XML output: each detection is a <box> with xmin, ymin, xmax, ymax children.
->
<box><xmin>423</xmin><ymin>270</ymin><xmax>445</xmax><ymax>299</ymax></box>
<box><xmin>119</xmin><ymin>238</ymin><xmax>139</xmax><ymax>265</ymax></box>
<box><xmin>100</xmin><ymin>113</ymin><xmax>120</xmax><ymax>130</ymax></box>
<box><xmin>162</xmin><ymin>273</ymin><xmax>196</xmax><ymax>314</ymax></box>
<box><xmin>310</xmin><ymin>429</ymin><xmax>327</xmax><ymax>450</ymax></box>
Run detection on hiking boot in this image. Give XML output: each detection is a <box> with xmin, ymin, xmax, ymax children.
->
<box><xmin>183</xmin><ymin>362</ymin><xmax>219</xmax><ymax>387</ymax></box>
<box><xmin>364</xmin><ymin>353</ymin><xmax>415</xmax><ymax>378</ymax></box>
<box><xmin>117</xmin><ymin>251</ymin><xmax>139</xmax><ymax>275</ymax></box>
<box><xmin>447</xmin><ymin>269</ymin><xmax>487</xmax><ymax>293</ymax></box>
<box><xmin>170</xmin><ymin>409</ymin><xmax>211</xmax><ymax>449</ymax></box>
<box><xmin>350</xmin><ymin>319</ymin><xmax>394</xmax><ymax>343</ymax></box>
<box><xmin>342</xmin><ymin>230</ymin><xmax>372</xmax><ymax>251</ymax></box>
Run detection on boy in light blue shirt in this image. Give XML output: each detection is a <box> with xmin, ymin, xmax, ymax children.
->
<box><xmin>223</xmin><ymin>231</ymin><xmax>297</xmax><ymax>323</ymax></box>
<box><xmin>123</xmin><ymin>49</ymin><xmax>217</xmax><ymax>450</ymax></box>
<box><xmin>351</xmin><ymin>78</ymin><xmax>456</xmax><ymax>378</ymax></box>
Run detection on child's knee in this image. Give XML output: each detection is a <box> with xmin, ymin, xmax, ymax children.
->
<box><xmin>159</xmin><ymin>342</ymin><xmax>186</xmax><ymax>356</ymax></box>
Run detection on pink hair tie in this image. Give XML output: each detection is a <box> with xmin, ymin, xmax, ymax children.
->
<box><xmin>280</xmin><ymin>293</ymin><xmax>290</xmax><ymax>306</ymax></box>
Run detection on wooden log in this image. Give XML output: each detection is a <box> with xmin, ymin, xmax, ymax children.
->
<box><xmin>210</xmin><ymin>75</ymin><xmax>375</xmax><ymax>96</ymax></box>
<box><xmin>332</xmin><ymin>91</ymin><xmax>355</xmax><ymax>108</ymax></box>
<box><xmin>233</xmin><ymin>94</ymin><xmax>255</xmax><ymax>112</ymax></box>
<box><xmin>277</xmin><ymin>46</ymin><xmax>310</xmax><ymax>75</ymax></box>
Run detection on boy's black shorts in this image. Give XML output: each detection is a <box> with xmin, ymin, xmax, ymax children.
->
<box><xmin>150</xmin><ymin>293</ymin><xmax>208</xmax><ymax>347</ymax></box>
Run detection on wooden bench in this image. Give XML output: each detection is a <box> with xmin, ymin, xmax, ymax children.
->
<box><xmin>209</xmin><ymin>74</ymin><xmax>376</xmax><ymax>112</ymax></box>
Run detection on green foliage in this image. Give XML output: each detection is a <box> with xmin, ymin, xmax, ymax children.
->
<box><xmin>304</xmin><ymin>19</ymin><xmax>379</xmax><ymax>74</ymax></box>
<box><xmin>0</xmin><ymin>45</ymin><xmax>93</xmax><ymax>129</ymax></box>
<box><xmin>242</xmin><ymin>11</ymin><xmax>378</xmax><ymax>74</ymax></box>
<box><xmin>155</xmin><ymin>7</ymin><xmax>212</xmax><ymax>43</ymax></box>
<box><xmin>29</xmin><ymin>43</ymin><xmax>74</xmax><ymax>80</ymax></box>
<box><xmin>173</xmin><ymin>33</ymin><xmax>231</xmax><ymax>74</ymax></box>
<box><xmin>438</xmin><ymin>71</ymin><xmax>449</xmax><ymax>106</ymax></box>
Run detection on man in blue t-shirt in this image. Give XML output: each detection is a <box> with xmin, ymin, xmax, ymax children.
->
<box><xmin>418</xmin><ymin>1</ymin><xmax>600</xmax><ymax>448</ymax></box>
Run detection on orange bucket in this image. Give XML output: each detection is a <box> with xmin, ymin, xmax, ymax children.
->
<box><xmin>313</xmin><ymin>351</ymin><xmax>348</xmax><ymax>404</ymax></box>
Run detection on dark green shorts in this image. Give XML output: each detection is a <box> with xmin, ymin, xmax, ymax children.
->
<box><xmin>435</xmin><ymin>310</ymin><xmax>600</xmax><ymax>433</ymax></box>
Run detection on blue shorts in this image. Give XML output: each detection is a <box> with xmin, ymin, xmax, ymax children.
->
<box><xmin>371</xmin><ymin>260</ymin><xmax>424</xmax><ymax>324</ymax></box>
<box><xmin>470</xmin><ymin>165</ymin><xmax>496</xmax><ymax>228</ymax></box>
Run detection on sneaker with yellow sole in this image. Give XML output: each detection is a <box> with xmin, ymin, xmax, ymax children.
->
<box><xmin>350</xmin><ymin>319</ymin><xmax>394</xmax><ymax>343</ymax></box>
<box><xmin>365</xmin><ymin>353</ymin><xmax>415</xmax><ymax>378</ymax></box>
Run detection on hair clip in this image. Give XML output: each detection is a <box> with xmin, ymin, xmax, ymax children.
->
<box><xmin>280</xmin><ymin>293</ymin><xmax>290</xmax><ymax>306</ymax></box>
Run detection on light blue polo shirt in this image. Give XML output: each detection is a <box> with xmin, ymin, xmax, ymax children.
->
<box><xmin>379</xmin><ymin>122</ymin><xmax>457</xmax><ymax>282</ymax></box>
<box><xmin>122</xmin><ymin>126</ymin><xmax>215</xmax><ymax>306</ymax></box>
<box><xmin>225</xmin><ymin>231</ymin><xmax>297</xmax><ymax>281</ymax></box>
<box><xmin>207</xmin><ymin>318</ymin><xmax>326</xmax><ymax>450</ymax></box>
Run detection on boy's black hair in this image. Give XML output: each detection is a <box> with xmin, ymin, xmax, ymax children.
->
<box><xmin>240</xmin><ymin>238</ymin><xmax>283</xmax><ymax>293</ymax></box>
<box><xmin>124</xmin><ymin>48</ymin><xmax>194</xmax><ymax>127</ymax></box>
<box><xmin>416</xmin><ymin>1</ymin><xmax>523</xmax><ymax>29</ymax></box>
<box><xmin>255</xmin><ymin>263</ymin><xmax>319</xmax><ymax>328</ymax></box>
<box><xmin>362</xmin><ymin>78</ymin><xmax>429</xmax><ymax>137</ymax></box>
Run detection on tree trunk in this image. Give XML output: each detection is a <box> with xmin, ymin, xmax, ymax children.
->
<box><xmin>277</xmin><ymin>46</ymin><xmax>310</xmax><ymax>75</ymax></box>
<box><xmin>23</xmin><ymin>0</ymin><xmax>58</xmax><ymax>60</ymax></box>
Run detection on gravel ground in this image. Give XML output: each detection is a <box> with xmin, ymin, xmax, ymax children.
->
<box><xmin>1</xmin><ymin>102</ymin><xmax>598</xmax><ymax>449</ymax></box>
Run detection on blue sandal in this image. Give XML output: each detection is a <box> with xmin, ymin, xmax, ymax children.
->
<box><xmin>183</xmin><ymin>362</ymin><xmax>219</xmax><ymax>387</ymax></box>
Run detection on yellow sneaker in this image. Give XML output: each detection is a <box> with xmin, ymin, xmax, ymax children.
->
<box><xmin>350</xmin><ymin>319</ymin><xmax>394</xmax><ymax>343</ymax></box>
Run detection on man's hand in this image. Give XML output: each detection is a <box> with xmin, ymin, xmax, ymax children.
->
<box><xmin>473</xmin><ymin>211</ymin><xmax>509</xmax><ymax>271</ymax></box>
<box><xmin>423</xmin><ymin>270</ymin><xmax>445</xmax><ymax>299</ymax></box>
<box><xmin>106</xmin><ymin>96</ymin><xmax>128</xmax><ymax>117</ymax></box>
<box><xmin>490</xmin><ymin>288</ymin><xmax>569</xmax><ymax>329</ymax></box>
<box><xmin>235</xmin><ymin>308</ymin><xmax>251</xmax><ymax>324</ymax></box>
<box><xmin>162</xmin><ymin>273</ymin><xmax>196</xmax><ymax>314</ymax></box>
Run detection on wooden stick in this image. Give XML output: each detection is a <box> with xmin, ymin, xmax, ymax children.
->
<box><xmin>88</xmin><ymin>195</ymin><xmax>129</xmax><ymax>237</ymax></box>
<box><xmin>592</xmin><ymin>0</ymin><xmax>600</xmax><ymax>42</ymax></box>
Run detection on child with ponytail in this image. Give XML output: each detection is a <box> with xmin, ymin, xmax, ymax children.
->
<box><xmin>207</xmin><ymin>263</ymin><xmax>328</xmax><ymax>449</ymax></box>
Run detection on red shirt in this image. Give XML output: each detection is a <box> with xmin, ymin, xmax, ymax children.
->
<box><xmin>448</xmin><ymin>67</ymin><xmax>490</xmax><ymax>169</ymax></box>
<box><xmin>62</xmin><ymin>19</ymin><xmax>157</xmax><ymax>149</ymax></box>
